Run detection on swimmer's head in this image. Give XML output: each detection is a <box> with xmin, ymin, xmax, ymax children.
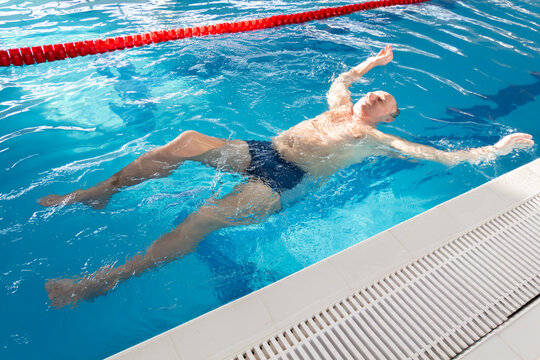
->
<box><xmin>353</xmin><ymin>91</ymin><xmax>399</xmax><ymax>126</ymax></box>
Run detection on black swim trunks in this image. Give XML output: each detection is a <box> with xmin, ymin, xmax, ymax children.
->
<box><xmin>245</xmin><ymin>140</ymin><xmax>306</xmax><ymax>194</ymax></box>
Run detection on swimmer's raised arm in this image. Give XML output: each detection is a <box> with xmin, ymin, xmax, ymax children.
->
<box><xmin>327</xmin><ymin>45</ymin><xmax>393</xmax><ymax>109</ymax></box>
<box><xmin>371</xmin><ymin>131</ymin><xmax>534</xmax><ymax>165</ymax></box>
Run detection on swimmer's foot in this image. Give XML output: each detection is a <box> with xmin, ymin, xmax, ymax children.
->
<box><xmin>46</xmin><ymin>273</ymin><xmax>117</xmax><ymax>308</ymax></box>
<box><xmin>45</xmin><ymin>278</ymin><xmax>79</xmax><ymax>308</ymax></box>
<box><xmin>38</xmin><ymin>189</ymin><xmax>111</xmax><ymax>210</ymax></box>
<box><xmin>38</xmin><ymin>193</ymin><xmax>75</xmax><ymax>207</ymax></box>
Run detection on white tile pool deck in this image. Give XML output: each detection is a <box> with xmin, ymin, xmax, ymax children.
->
<box><xmin>107</xmin><ymin>158</ymin><xmax>540</xmax><ymax>360</ymax></box>
<box><xmin>456</xmin><ymin>297</ymin><xmax>540</xmax><ymax>360</ymax></box>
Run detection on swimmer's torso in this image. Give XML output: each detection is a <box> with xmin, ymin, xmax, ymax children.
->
<box><xmin>272</xmin><ymin>106</ymin><xmax>388</xmax><ymax>176</ymax></box>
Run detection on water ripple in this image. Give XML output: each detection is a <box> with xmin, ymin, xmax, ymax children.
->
<box><xmin>1</xmin><ymin>1</ymin><xmax>539</xmax><ymax>359</ymax></box>
<box><xmin>0</xmin><ymin>125</ymin><xmax>95</xmax><ymax>144</ymax></box>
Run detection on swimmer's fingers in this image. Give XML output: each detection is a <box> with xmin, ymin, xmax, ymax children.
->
<box><xmin>387</xmin><ymin>47</ymin><xmax>393</xmax><ymax>63</ymax></box>
<box><xmin>495</xmin><ymin>133</ymin><xmax>534</xmax><ymax>155</ymax></box>
<box><xmin>514</xmin><ymin>138</ymin><xmax>534</xmax><ymax>149</ymax></box>
<box><xmin>377</xmin><ymin>45</ymin><xmax>392</xmax><ymax>55</ymax></box>
<box><xmin>373</xmin><ymin>45</ymin><xmax>393</xmax><ymax>66</ymax></box>
<box><xmin>507</xmin><ymin>132</ymin><xmax>532</xmax><ymax>140</ymax></box>
<box><xmin>506</xmin><ymin>133</ymin><xmax>533</xmax><ymax>147</ymax></box>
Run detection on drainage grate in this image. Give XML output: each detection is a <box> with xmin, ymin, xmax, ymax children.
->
<box><xmin>233</xmin><ymin>194</ymin><xmax>540</xmax><ymax>360</ymax></box>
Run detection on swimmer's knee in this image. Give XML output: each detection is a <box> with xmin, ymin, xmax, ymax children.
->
<box><xmin>172</xmin><ymin>130</ymin><xmax>201</xmax><ymax>144</ymax></box>
<box><xmin>179</xmin><ymin>130</ymin><xmax>200</xmax><ymax>139</ymax></box>
<box><xmin>174</xmin><ymin>130</ymin><xmax>226</xmax><ymax>147</ymax></box>
<box><xmin>163</xmin><ymin>130</ymin><xmax>218</xmax><ymax>159</ymax></box>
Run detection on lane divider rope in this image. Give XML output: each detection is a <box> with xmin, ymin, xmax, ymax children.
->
<box><xmin>0</xmin><ymin>0</ymin><xmax>430</xmax><ymax>67</ymax></box>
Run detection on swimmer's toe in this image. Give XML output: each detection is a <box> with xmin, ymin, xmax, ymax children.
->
<box><xmin>38</xmin><ymin>194</ymin><xmax>65</xmax><ymax>207</ymax></box>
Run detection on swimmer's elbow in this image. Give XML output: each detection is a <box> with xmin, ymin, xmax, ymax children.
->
<box><xmin>327</xmin><ymin>84</ymin><xmax>352</xmax><ymax>109</ymax></box>
<box><xmin>438</xmin><ymin>151</ymin><xmax>466</xmax><ymax>166</ymax></box>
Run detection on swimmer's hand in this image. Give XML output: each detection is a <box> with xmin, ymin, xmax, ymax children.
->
<box><xmin>494</xmin><ymin>133</ymin><xmax>534</xmax><ymax>156</ymax></box>
<box><xmin>370</xmin><ymin>45</ymin><xmax>393</xmax><ymax>67</ymax></box>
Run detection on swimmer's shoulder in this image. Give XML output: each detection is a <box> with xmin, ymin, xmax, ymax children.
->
<box><xmin>321</xmin><ymin>105</ymin><xmax>353</xmax><ymax>123</ymax></box>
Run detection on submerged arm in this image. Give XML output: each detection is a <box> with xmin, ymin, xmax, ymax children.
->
<box><xmin>327</xmin><ymin>45</ymin><xmax>393</xmax><ymax>109</ymax></box>
<box><xmin>374</xmin><ymin>132</ymin><xmax>534</xmax><ymax>165</ymax></box>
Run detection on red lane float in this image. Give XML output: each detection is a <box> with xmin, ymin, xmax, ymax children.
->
<box><xmin>1</xmin><ymin>0</ymin><xmax>430</xmax><ymax>67</ymax></box>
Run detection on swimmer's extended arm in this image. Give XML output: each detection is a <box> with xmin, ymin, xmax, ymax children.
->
<box><xmin>374</xmin><ymin>132</ymin><xmax>534</xmax><ymax>165</ymax></box>
<box><xmin>327</xmin><ymin>45</ymin><xmax>393</xmax><ymax>109</ymax></box>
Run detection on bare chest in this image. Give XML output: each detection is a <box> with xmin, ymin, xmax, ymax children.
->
<box><xmin>273</xmin><ymin>110</ymin><xmax>380</xmax><ymax>175</ymax></box>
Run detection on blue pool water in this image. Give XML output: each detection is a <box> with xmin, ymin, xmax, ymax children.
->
<box><xmin>1</xmin><ymin>0</ymin><xmax>539</xmax><ymax>358</ymax></box>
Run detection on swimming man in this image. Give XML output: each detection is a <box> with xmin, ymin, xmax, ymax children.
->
<box><xmin>39</xmin><ymin>45</ymin><xmax>534</xmax><ymax>307</ymax></box>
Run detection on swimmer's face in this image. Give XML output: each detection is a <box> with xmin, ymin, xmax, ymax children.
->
<box><xmin>354</xmin><ymin>91</ymin><xmax>399</xmax><ymax>124</ymax></box>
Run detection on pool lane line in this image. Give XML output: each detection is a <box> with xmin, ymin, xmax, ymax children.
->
<box><xmin>0</xmin><ymin>0</ymin><xmax>430</xmax><ymax>67</ymax></box>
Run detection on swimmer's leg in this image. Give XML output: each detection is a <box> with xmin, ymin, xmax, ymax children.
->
<box><xmin>45</xmin><ymin>180</ymin><xmax>281</xmax><ymax>307</ymax></box>
<box><xmin>38</xmin><ymin>130</ymin><xmax>251</xmax><ymax>209</ymax></box>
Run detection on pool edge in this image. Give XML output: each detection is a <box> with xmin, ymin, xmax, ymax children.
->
<box><xmin>106</xmin><ymin>158</ymin><xmax>540</xmax><ymax>360</ymax></box>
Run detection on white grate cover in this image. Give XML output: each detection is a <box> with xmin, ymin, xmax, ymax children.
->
<box><xmin>233</xmin><ymin>194</ymin><xmax>540</xmax><ymax>360</ymax></box>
